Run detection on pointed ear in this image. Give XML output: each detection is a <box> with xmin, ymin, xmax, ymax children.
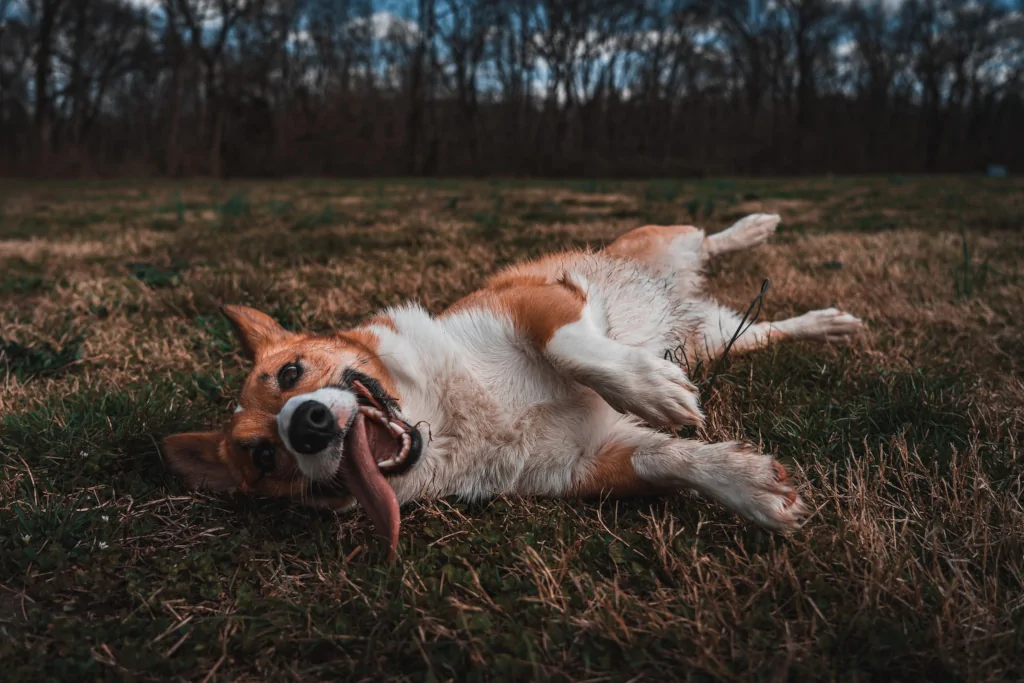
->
<box><xmin>162</xmin><ymin>432</ymin><xmax>237</xmax><ymax>492</ymax></box>
<box><xmin>221</xmin><ymin>304</ymin><xmax>291</xmax><ymax>359</ymax></box>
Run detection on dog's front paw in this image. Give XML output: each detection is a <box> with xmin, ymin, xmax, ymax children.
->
<box><xmin>606</xmin><ymin>352</ymin><xmax>704</xmax><ymax>429</ymax></box>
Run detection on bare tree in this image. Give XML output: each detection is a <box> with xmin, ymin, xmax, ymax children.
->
<box><xmin>436</xmin><ymin>0</ymin><xmax>495</xmax><ymax>169</ymax></box>
<box><xmin>25</xmin><ymin>0</ymin><xmax>69</xmax><ymax>156</ymax></box>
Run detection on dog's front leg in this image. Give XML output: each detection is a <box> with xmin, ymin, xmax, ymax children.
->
<box><xmin>544</xmin><ymin>317</ymin><xmax>704</xmax><ymax>429</ymax></box>
<box><xmin>503</xmin><ymin>278</ymin><xmax>703</xmax><ymax>430</ymax></box>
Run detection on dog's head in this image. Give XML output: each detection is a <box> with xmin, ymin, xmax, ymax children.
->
<box><xmin>162</xmin><ymin>305</ymin><xmax>421</xmax><ymax>559</ymax></box>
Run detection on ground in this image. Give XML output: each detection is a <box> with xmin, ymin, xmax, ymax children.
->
<box><xmin>0</xmin><ymin>176</ymin><xmax>1022</xmax><ymax>682</ymax></box>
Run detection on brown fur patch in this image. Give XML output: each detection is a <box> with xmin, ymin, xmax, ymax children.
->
<box><xmin>444</xmin><ymin>256</ymin><xmax>588</xmax><ymax>347</ymax></box>
<box><xmin>571</xmin><ymin>441</ymin><xmax>667</xmax><ymax>498</ymax></box>
<box><xmin>604</xmin><ymin>224</ymin><xmax>702</xmax><ymax>262</ymax></box>
<box><xmin>509</xmin><ymin>289</ymin><xmax>583</xmax><ymax>347</ymax></box>
<box><xmin>446</xmin><ymin>274</ymin><xmax>586</xmax><ymax>347</ymax></box>
<box><xmin>485</xmin><ymin>250</ymin><xmax>591</xmax><ymax>287</ymax></box>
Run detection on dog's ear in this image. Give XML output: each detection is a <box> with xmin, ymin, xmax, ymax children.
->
<box><xmin>221</xmin><ymin>305</ymin><xmax>292</xmax><ymax>359</ymax></box>
<box><xmin>162</xmin><ymin>432</ymin><xmax>236</xmax><ymax>492</ymax></box>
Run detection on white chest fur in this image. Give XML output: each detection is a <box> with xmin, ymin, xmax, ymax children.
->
<box><xmin>367</xmin><ymin>304</ymin><xmax>608</xmax><ymax>503</ymax></box>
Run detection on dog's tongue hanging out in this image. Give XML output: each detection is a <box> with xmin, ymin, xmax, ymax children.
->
<box><xmin>339</xmin><ymin>413</ymin><xmax>401</xmax><ymax>560</ymax></box>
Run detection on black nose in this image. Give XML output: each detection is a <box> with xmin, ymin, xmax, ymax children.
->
<box><xmin>289</xmin><ymin>400</ymin><xmax>337</xmax><ymax>455</ymax></box>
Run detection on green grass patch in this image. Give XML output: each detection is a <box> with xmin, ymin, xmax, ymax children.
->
<box><xmin>727</xmin><ymin>349</ymin><xmax>972</xmax><ymax>468</ymax></box>
<box><xmin>0</xmin><ymin>334</ymin><xmax>84</xmax><ymax>380</ymax></box>
<box><xmin>520</xmin><ymin>201</ymin><xmax>567</xmax><ymax>224</ymax></box>
<box><xmin>127</xmin><ymin>261</ymin><xmax>188</xmax><ymax>289</ymax></box>
<box><xmin>220</xmin><ymin>192</ymin><xmax>251</xmax><ymax>219</ymax></box>
<box><xmin>685</xmin><ymin>197</ymin><xmax>715</xmax><ymax>221</ymax></box>
<box><xmin>0</xmin><ymin>275</ymin><xmax>51</xmax><ymax>295</ymax></box>
<box><xmin>292</xmin><ymin>204</ymin><xmax>336</xmax><ymax>231</ymax></box>
<box><xmin>644</xmin><ymin>180</ymin><xmax>682</xmax><ymax>203</ymax></box>
<box><xmin>268</xmin><ymin>199</ymin><xmax>297</xmax><ymax>216</ymax></box>
<box><xmin>470</xmin><ymin>211</ymin><xmax>505</xmax><ymax>240</ymax></box>
<box><xmin>1</xmin><ymin>215</ymin><xmax>53</xmax><ymax>239</ymax></box>
<box><xmin>567</xmin><ymin>179</ymin><xmax>614</xmax><ymax>194</ymax></box>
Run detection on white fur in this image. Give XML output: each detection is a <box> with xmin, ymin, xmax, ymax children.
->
<box><xmin>349</xmin><ymin>214</ymin><xmax>860</xmax><ymax>531</ymax></box>
<box><xmin>277</xmin><ymin>387</ymin><xmax>357</xmax><ymax>482</ymax></box>
<box><xmin>770</xmin><ymin>307</ymin><xmax>864</xmax><ymax>342</ymax></box>
<box><xmin>705</xmin><ymin>213</ymin><xmax>780</xmax><ymax>256</ymax></box>
<box><xmin>545</xmin><ymin>305</ymin><xmax>704</xmax><ymax>429</ymax></box>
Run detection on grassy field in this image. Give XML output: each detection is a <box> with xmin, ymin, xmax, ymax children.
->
<box><xmin>0</xmin><ymin>176</ymin><xmax>1022</xmax><ymax>682</ymax></box>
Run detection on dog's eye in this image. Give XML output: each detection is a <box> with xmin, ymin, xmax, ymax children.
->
<box><xmin>253</xmin><ymin>444</ymin><xmax>276</xmax><ymax>473</ymax></box>
<box><xmin>278</xmin><ymin>363</ymin><xmax>302</xmax><ymax>390</ymax></box>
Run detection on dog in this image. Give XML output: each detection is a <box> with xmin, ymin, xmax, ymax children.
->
<box><xmin>163</xmin><ymin>214</ymin><xmax>863</xmax><ymax>559</ymax></box>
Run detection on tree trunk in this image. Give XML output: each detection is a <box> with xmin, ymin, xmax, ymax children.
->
<box><xmin>35</xmin><ymin>0</ymin><xmax>61</xmax><ymax>157</ymax></box>
<box><xmin>165</xmin><ymin>65</ymin><xmax>185</xmax><ymax>177</ymax></box>
<box><xmin>210</xmin><ymin>98</ymin><xmax>224</xmax><ymax>178</ymax></box>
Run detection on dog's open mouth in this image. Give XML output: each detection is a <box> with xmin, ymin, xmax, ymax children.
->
<box><xmin>355</xmin><ymin>403</ymin><xmax>421</xmax><ymax>473</ymax></box>
<box><xmin>349</xmin><ymin>377</ymin><xmax>423</xmax><ymax>474</ymax></box>
<box><xmin>330</xmin><ymin>378</ymin><xmax>422</xmax><ymax>560</ymax></box>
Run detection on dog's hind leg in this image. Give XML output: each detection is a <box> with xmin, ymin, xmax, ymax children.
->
<box><xmin>704</xmin><ymin>213</ymin><xmax>780</xmax><ymax>257</ymax></box>
<box><xmin>571</xmin><ymin>423</ymin><xmax>807</xmax><ymax>533</ymax></box>
<box><xmin>683</xmin><ymin>301</ymin><xmax>864</xmax><ymax>363</ymax></box>
<box><xmin>604</xmin><ymin>223</ymin><xmax>707</xmax><ymax>276</ymax></box>
<box><xmin>604</xmin><ymin>213</ymin><xmax>780</xmax><ymax>268</ymax></box>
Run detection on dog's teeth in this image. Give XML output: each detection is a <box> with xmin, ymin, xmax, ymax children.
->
<box><xmin>377</xmin><ymin>458</ymin><xmax>396</xmax><ymax>469</ymax></box>
<box><xmin>388</xmin><ymin>421</ymin><xmax>405</xmax><ymax>436</ymax></box>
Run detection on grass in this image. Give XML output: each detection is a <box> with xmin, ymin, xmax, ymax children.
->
<box><xmin>1</xmin><ymin>176</ymin><xmax>1023</xmax><ymax>681</ymax></box>
<box><xmin>0</xmin><ymin>335</ymin><xmax>84</xmax><ymax>380</ymax></box>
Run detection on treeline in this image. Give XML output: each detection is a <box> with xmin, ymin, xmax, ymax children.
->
<box><xmin>1</xmin><ymin>0</ymin><xmax>1022</xmax><ymax>178</ymax></box>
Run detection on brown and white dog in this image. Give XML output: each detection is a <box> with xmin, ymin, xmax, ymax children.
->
<box><xmin>163</xmin><ymin>214</ymin><xmax>862</xmax><ymax>559</ymax></box>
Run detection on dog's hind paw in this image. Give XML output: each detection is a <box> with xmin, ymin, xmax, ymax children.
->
<box><xmin>708</xmin><ymin>213</ymin><xmax>780</xmax><ymax>254</ymax></box>
<box><xmin>697</xmin><ymin>443</ymin><xmax>809</xmax><ymax>533</ymax></box>
<box><xmin>791</xmin><ymin>308</ymin><xmax>864</xmax><ymax>344</ymax></box>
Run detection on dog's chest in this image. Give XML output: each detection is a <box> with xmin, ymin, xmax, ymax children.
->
<box><xmin>382</xmin><ymin>310</ymin><xmax>591</xmax><ymax>500</ymax></box>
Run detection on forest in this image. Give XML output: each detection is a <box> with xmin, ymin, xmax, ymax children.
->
<box><xmin>1</xmin><ymin>0</ymin><xmax>1022</xmax><ymax>177</ymax></box>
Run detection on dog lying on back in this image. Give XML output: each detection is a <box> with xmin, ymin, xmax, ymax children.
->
<box><xmin>164</xmin><ymin>214</ymin><xmax>862</xmax><ymax>558</ymax></box>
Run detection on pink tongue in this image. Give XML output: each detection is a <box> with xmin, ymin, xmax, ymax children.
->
<box><xmin>339</xmin><ymin>412</ymin><xmax>401</xmax><ymax>561</ymax></box>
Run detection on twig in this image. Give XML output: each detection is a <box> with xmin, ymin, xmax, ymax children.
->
<box><xmin>663</xmin><ymin>279</ymin><xmax>770</xmax><ymax>439</ymax></box>
<box><xmin>664</xmin><ymin>278</ymin><xmax>771</xmax><ymax>396</ymax></box>
<box><xmin>705</xmin><ymin>278</ymin><xmax>771</xmax><ymax>395</ymax></box>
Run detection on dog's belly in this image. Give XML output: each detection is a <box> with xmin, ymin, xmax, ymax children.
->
<box><xmin>433</xmin><ymin>388</ymin><xmax>624</xmax><ymax>501</ymax></box>
<box><xmin>510</xmin><ymin>393</ymin><xmax>627</xmax><ymax>497</ymax></box>
<box><xmin>388</xmin><ymin>336</ymin><xmax>626</xmax><ymax>502</ymax></box>
<box><xmin>446</xmin><ymin>342</ymin><xmax>630</xmax><ymax>500</ymax></box>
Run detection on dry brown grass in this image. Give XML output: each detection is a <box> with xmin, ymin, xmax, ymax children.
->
<box><xmin>1</xmin><ymin>176</ymin><xmax>1022</xmax><ymax>681</ymax></box>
